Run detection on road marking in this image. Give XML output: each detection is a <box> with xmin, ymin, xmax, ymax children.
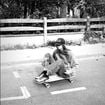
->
<box><xmin>51</xmin><ymin>87</ymin><xmax>86</xmax><ymax>95</ymax></box>
<box><xmin>0</xmin><ymin>86</ymin><xmax>31</xmax><ymax>101</ymax></box>
<box><xmin>2</xmin><ymin>56</ymin><xmax>104</xmax><ymax>69</ymax></box>
<box><xmin>20</xmin><ymin>86</ymin><xmax>31</xmax><ymax>98</ymax></box>
<box><xmin>0</xmin><ymin>96</ymin><xmax>25</xmax><ymax>101</ymax></box>
<box><xmin>78</xmin><ymin>56</ymin><xmax>104</xmax><ymax>61</ymax></box>
<box><xmin>13</xmin><ymin>71</ymin><xmax>20</xmax><ymax>78</ymax></box>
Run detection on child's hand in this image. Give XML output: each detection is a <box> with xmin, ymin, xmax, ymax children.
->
<box><xmin>65</xmin><ymin>63</ymin><xmax>70</xmax><ymax>68</ymax></box>
<box><xmin>65</xmin><ymin>69</ymin><xmax>72</xmax><ymax>75</ymax></box>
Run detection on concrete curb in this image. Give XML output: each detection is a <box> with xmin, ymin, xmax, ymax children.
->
<box><xmin>1</xmin><ymin>53</ymin><xmax>105</xmax><ymax>66</ymax></box>
<box><xmin>1</xmin><ymin>43</ymin><xmax>105</xmax><ymax>66</ymax></box>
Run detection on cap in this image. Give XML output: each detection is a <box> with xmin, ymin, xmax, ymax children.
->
<box><xmin>55</xmin><ymin>38</ymin><xmax>65</xmax><ymax>46</ymax></box>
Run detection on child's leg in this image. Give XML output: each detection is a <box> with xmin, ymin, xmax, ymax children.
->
<box><xmin>45</xmin><ymin>59</ymin><xmax>63</xmax><ymax>76</ymax></box>
<box><xmin>35</xmin><ymin>71</ymin><xmax>47</xmax><ymax>79</ymax></box>
<box><xmin>39</xmin><ymin>71</ymin><xmax>47</xmax><ymax>76</ymax></box>
<box><xmin>56</xmin><ymin>65</ymin><xmax>70</xmax><ymax>78</ymax></box>
<box><xmin>36</xmin><ymin>70</ymin><xmax>49</xmax><ymax>83</ymax></box>
<box><xmin>42</xmin><ymin>70</ymin><xmax>49</xmax><ymax>78</ymax></box>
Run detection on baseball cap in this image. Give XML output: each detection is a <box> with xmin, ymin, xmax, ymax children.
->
<box><xmin>55</xmin><ymin>38</ymin><xmax>65</xmax><ymax>46</ymax></box>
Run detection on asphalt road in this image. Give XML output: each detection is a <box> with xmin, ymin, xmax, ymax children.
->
<box><xmin>1</xmin><ymin>57</ymin><xmax>105</xmax><ymax>105</ymax></box>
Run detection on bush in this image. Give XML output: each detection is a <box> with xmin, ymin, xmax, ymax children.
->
<box><xmin>83</xmin><ymin>31</ymin><xmax>105</xmax><ymax>44</ymax></box>
<box><xmin>47</xmin><ymin>40</ymin><xmax>56</xmax><ymax>47</ymax></box>
<box><xmin>47</xmin><ymin>40</ymin><xmax>82</xmax><ymax>47</ymax></box>
<box><xmin>84</xmin><ymin>31</ymin><xmax>101</xmax><ymax>41</ymax></box>
<box><xmin>0</xmin><ymin>44</ymin><xmax>37</xmax><ymax>51</ymax></box>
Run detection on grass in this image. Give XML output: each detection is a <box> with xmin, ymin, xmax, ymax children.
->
<box><xmin>0</xmin><ymin>44</ymin><xmax>37</xmax><ymax>51</ymax></box>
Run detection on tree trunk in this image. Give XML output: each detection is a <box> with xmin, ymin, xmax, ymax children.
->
<box><xmin>30</xmin><ymin>0</ymin><xmax>35</xmax><ymax>15</ymax></box>
<box><xmin>24</xmin><ymin>3</ymin><xmax>27</xmax><ymax>18</ymax></box>
<box><xmin>60</xmin><ymin>2</ymin><xmax>67</xmax><ymax>18</ymax></box>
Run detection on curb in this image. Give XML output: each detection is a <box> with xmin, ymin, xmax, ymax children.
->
<box><xmin>1</xmin><ymin>53</ymin><xmax>105</xmax><ymax>66</ymax></box>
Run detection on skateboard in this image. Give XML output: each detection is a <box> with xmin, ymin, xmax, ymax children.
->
<box><xmin>35</xmin><ymin>72</ymin><xmax>74</xmax><ymax>88</ymax></box>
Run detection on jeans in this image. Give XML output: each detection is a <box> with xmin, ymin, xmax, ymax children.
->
<box><xmin>43</xmin><ymin>58</ymin><xmax>69</xmax><ymax>78</ymax></box>
<box><xmin>42</xmin><ymin>52</ymin><xmax>78</xmax><ymax>78</ymax></box>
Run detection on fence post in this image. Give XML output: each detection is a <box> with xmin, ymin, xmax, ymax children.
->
<box><xmin>43</xmin><ymin>17</ymin><xmax>47</xmax><ymax>45</ymax></box>
<box><xmin>102</xmin><ymin>26</ymin><xmax>105</xmax><ymax>39</ymax></box>
<box><xmin>86</xmin><ymin>16</ymin><xmax>90</xmax><ymax>32</ymax></box>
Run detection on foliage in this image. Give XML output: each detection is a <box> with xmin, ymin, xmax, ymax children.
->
<box><xmin>30</xmin><ymin>5</ymin><xmax>59</xmax><ymax>19</ymax></box>
<box><xmin>78</xmin><ymin>0</ymin><xmax>105</xmax><ymax>18</ymax></box>
<box><xmin>0</xmin><ymin>0</ymin><xmax>105</xmax><ymax>19</ymax></box>
<box><xmin>47</xmin><ymin>40</ymin><xmax>57</xmax><ymax>47</ymax></box>
<box><xmin>83</xmin><ymin>31</ymin><xmax>105</xmax><ymax>44</ymax></box>
<box><xmin>0</xmin><ymin>0</ymin><xmax>23</xmax><ymax>18</ymax></box>
<box><xmin>0</xmin><ymin>43</ymin><xmax>37</xmax><ymax>51</ymax></box>
<box><xmin>46</xmin><ymin>39</ymin><xmax>82</xmax><ymax>47</ymax></box>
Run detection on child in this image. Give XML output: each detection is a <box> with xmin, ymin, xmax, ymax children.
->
<box><xmin>35</xmin><ymin>38</ymin><xmax>79</xmax><ymax>83</ymax></box>
<box><xmin>53</xmin><ymin>38</ymin><xmax>79</xmax><ymax>77</ymax></box>
<box><xmin>35</xmin><ymin>52</ymin><xmax>69</xmax><ymax>82</ymax></box>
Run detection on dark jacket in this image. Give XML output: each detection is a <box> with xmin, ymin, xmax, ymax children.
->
<box><xmin>53</xmin><ymin>48</ymin><xmax>78</xmax><ymax>68</ymax></box>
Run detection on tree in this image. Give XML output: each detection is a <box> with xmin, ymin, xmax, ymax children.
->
<box><xmin>0</xmin><ymin>0</ymin><xmax>105</xmax><ymax>19</ymax></box>
<box><xmin>78</xmin><ymin>0</ymin><xmax>105</xmax><ymax>18</ymax></box>
<box><xmin>0</xmin><ymin>0</ymin><xmax>23</xmax><ymax>18</ymax></box>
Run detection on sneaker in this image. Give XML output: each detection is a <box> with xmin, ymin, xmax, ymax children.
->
<box><xmin>35</xmin><ymin>73</ymin><xmax>44</xmax><ymax>80</ymax></box>
<box><xmin>35</xmin><ymin>77</ymin><xmax>40</xmax><ymax>79</ymax></box>
<box><xmin>37</xmin><ymin>77</ymin><xmax>48</xmax><ymax>83</ymax></box>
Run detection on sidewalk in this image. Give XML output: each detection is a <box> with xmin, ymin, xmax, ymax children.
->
<box><xmin>1</xmin><ymin>43</ymin><xmax>105</xmax><ymax>65</ymax></box>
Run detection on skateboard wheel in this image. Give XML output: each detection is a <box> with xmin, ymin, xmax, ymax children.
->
<box><xmin>70</xmin><ymin>80</ymin><xmax>73</xmax><ymax>83</ymax></box>
<box><xmin>45</xmin><ymin>84</ymin><xmax>50</xmax><ymax>88</ymax></box>
<box><xmin>68</xmin><ymin>79</ymin><xmax>71</xmax><ymax>82</ymax></box>
<box><xmin>67</xmin><ymin>78</ymin><xmax>73</xmax><ymax>83</ymax></box>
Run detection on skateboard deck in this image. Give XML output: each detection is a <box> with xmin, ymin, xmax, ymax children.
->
<box><xmin>35</xmin><ymin>73</ymin><xmax>74</xmax><ymax>88</ymax></box>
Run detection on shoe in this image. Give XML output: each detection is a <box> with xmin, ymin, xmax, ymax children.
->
<box><xmin>37</xmin><ymin>77</ymin><xmax>48</xmax><ymax>83</ymax></box>
<box><xmin>35</xmin><ymin>76</ymin><xmax>40</xmax><ymax>80</ymax></box>
<box><xmin>35</xmin><ymin>73</ymin><xmax>45</xmax><ymax>80</ymax></box>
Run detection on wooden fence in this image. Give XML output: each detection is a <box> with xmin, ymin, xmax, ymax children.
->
<box><xmin>0</xmin><ymin>17</ymin><xmax>105</xmax><ymax>44</ymax></box>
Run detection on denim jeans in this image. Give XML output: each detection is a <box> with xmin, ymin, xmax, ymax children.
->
<box><xmin>42</xmin><ymin>52</ymin><xmax>77</xmax><ymax>78</ymax></box>
<box><xmin>42</xmin><ymin>54</ymin><xmax>71</xmax><ymax>78</ymax></box>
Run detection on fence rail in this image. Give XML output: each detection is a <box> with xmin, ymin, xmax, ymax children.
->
<box><xmin>0</xmin><ymin>17</ymin><xmax>105</xmax><ymax>44</ymax></box>
<box><xmin>47</xmin><ymin>25</ymin><xmax>85</xmax><ymax>30</ymax></box>
<box><xmin>47</xmin><ymin>18</ymin><xmax>87</xmax><ymax>23</ymax></box>
<box><xmin>90</xmin><ymin>18</ymin><xmax>105</xmax><ymax>22</ymax></box>
<box><xmin>0</xmin><ymin>27</ymin><xmax>43</xmax><ymax>31</ymax></box>
<box><xmin>0</xmin><ymin>19</ymin><xmax>43</xmax><ymax>23</ymax></box>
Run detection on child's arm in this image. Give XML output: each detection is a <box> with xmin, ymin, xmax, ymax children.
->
<box><xmin>68</xmin><ymin>50</ymin><xmax>79</xmax><ymax>68</ymax></box>
<box><xmin>42</xmin><ymin>56</ymin><xmax>49</xmax><ymax>67</ymax></box>
<box><xmin>59</xmin><ymin>54</ymin><xmax>69</xmax><ymax>65</ymax></box>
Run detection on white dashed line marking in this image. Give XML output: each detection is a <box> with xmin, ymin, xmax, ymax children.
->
<box><xmin>13</xmin><ymin>71</ymin><xmax>20</xmax><ymax>78</ymax></box>
<box><xmin>51</xmin><ymin>87</ymin><xmax>86</xmax><ymax>95</ymax></box>
<box><xmin>0</xmin><ymin>96</ymin><xmax>25</xmax><ymax>101</ymax></box>
<box><xmin>78</xmin><ymin>56</ymin><xmax>104</xmax><ymax>61</ymax></box>
<box><xmin>20</xmin><ymin>86</ymin><xmax>31</xmax><ymax>98</ymax></box>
